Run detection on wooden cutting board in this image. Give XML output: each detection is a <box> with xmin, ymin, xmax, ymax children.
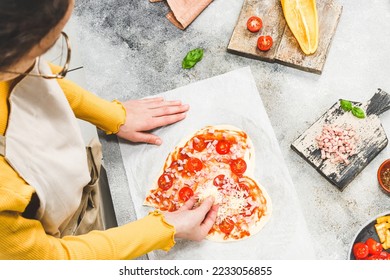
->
<box><xmin>291</xmin><ymin>89</ymin><xmax>390</xmax><ymax>190</ymax></box>
<box><xmin>227</xmin><ymin>0</ymin><xmax>343</xmax><ymax>74</ymax></box>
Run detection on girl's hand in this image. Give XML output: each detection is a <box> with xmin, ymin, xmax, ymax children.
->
<box><xmin>117</xmin><ymin>97</ymin><xmax>190</xmax><ymax>145</ymax></box>
<box><xmin>163</xmin><ymin>196</ymin><xmax>219</xmax><ymax>241</ymax></box>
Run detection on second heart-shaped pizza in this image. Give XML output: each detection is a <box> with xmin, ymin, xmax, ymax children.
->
<box><xmin>144</xmin><ymin>125</ymin><xmax>272</xmax><ymax>242</ymax></box>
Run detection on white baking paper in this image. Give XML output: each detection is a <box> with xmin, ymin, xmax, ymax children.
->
<box><xmin>118</xmin><ymin>67</ymin><xmax>316</xmax><ymax>259</ymax></box>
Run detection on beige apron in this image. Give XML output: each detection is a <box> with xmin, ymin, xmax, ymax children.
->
<box><xmin>0</xmin><ymin>60</ymin><xmax>103</xmax><ymax>237</ymax></box>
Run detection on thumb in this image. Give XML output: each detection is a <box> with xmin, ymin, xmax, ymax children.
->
<box><xmin>133</xmin><ymin>132</ymin><xmax>162</xmax><ymax>145</ymax></box>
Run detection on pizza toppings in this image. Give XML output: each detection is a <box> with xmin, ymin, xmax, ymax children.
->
<box><xmin>185</xmin><ymin>157</ymin><xmax>203</xmax><ymax>173</ymax></box>
<box><xmin>178</xmin><ymin>186</ymin><xmax>194</xmax><ymax>202</ymax></box>
<box><xmin>216</xmin><ymin>140</ymin><xmax>231</xmax><ymax>155</ymax></box>
<box><xmin>230</xmin><ymin>158</ymin><xmax>247</xmax><ymax>176</ymax></box>
<box><xmin>193</xmin><ymin>136</ymin><xmax>207</xmax><ymax>152</ymax></box>
<box><xmin>219</xmin><ymin>219</ymin><xmax>235</xmax><ymax>234</ymax></box>
<box><xmin>158</xmin><ymin>173</ymin><xmax>174</xmax><ymax>190</ymax></box>
<box><xmin>144</xmin><ymin>125</ymin><xmax>271</xmax><ymax>241</ymax></box>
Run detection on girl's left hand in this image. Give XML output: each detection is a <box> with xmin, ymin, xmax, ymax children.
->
<box><xmin>116</xmin><ymin>97</ymin><xmax>190</xmax><ymax>145</ymax></box>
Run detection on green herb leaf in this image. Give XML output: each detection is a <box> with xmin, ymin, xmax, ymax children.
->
<box><xmin>182</xmin><ymin>48</ymin><xmax>204</xmax><ymax>69</ymax></box>
<box><xmin>351</xmin><ymin>106</ymin><xmax>366</xmax><ymax>119</ymax></box>
<box><xmin>340</xmin><ymin>99</ymin><xmax>353</xmax><ymax>111</ymax></box>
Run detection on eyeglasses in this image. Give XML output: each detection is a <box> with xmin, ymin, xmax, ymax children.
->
<box><xmin>1</xmin><ymin>31</ymin><xmax>72</xmax><ymax>79</ymax></box>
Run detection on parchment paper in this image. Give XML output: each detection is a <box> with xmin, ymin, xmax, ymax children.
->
<box><xmin>118</xmin><ymin>67</ymin><xmax>316</xmax><ymax>259</ymax></box>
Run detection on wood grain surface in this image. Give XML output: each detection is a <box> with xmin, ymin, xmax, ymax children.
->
<box><xmin>227</xmin><ymin>0</ymin><xmax>343</xmax><ymax>74</ymax></box>
<box><xmin>291</xmin><ymin>89</ymin><xmax>390</xmax><ymax>190</ymax></box>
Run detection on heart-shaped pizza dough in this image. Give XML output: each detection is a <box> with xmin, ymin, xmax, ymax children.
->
<box><xmin>144</xmin><ymin>125</ymin><xmax>272</xmax><ymax>242</ymax></box>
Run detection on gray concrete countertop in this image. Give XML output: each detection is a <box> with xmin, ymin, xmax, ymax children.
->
<box><xmin>72</xmin><ymin>0</ymin><xmax>390</xmax><ymax>259</ymax></box>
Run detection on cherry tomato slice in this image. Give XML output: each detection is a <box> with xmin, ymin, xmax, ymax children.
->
<box><xmin>178</xmin><ymin>186</ymin><xmax>194</xmax><ymax>202</ymax></box>
<box><xmin>247</xmin><ymin>16</ymin><xmax>262</xmax><ymax>33</ymax></box>
<box><xmin>353</xmin><ymin>242</ymin><xmax>369</xmax><ymax>259</ymax></box>
<box><xmin>230</xmin><ymin>158</ymin><xmax>247</xmax><ymax>176</ymax></box>
<box><xmin>216</xmin><ymin>140</ymin><xmax>231</xmax><ymax>155</ymax></box>
<box><xmin>213</xmin><ymin>174</ymin><xmax>226</xmax><ymax>187</ymax></box>
<box><xmin>192</xmin><ymin>136</ymin><xmax>207</xmax><ymax>152</ymax></box>
<box><xmin>219</xmin><ymin>219</ymin><xmax>235</xmax><ymax>234</ymax></box>
<box><xmin>158</xmin><ymin>173</ymin><xmax>173</xmax><ymax>190</ymax></box>
<box><xmin>257</xmin><ymin>35</ymin><xmax>273</xmax><ymax>51</ymax></box>
<box><xmin>185</xmin><ymin>157</ymin><xmax>203</xmax><ymax>173</ymax></box>
<box><xmin>365</xmin><ymin>238</ymin><xmax>383</xmax><ymax>255</ymax></box>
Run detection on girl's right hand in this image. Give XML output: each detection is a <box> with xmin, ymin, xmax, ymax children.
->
<box><xmin>163</xmin><ymin>196</ymin><xmax>219</xmax><ymax>241</ymax></box>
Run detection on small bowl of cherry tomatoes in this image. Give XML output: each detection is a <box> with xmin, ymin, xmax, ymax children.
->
<box><xmin>349</xmin><ymin>212</ymin><xmax>390</xmax><ymax>260</ymax></box>
<box><xmin>377</xmin><ymin>159</ymin><xmax>390</xmax><ymax>195</ymax></box>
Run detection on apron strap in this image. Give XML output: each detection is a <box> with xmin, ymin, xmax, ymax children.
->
<box><xmin>0</xmin><ymin>135</ymin><xmax>5</xmax><ymax>157</ymax></box>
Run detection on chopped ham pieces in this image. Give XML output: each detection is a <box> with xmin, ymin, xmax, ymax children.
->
<box><xmin>316</xmin><ymin>124</ymin><xmax>358</xmax><ymax>165</ymax></box>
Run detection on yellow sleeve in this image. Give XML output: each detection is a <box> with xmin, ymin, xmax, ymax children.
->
<box><xmin>51</xmin><ymin>65</ymin><xmax>126</xmax><ymax>134</ymax></box>
<box><xmin>0</xmin><ymin>158</ymin><xmax>175</xmax><ymax>260</ymax></box>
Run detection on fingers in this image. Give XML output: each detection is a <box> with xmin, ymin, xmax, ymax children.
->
<box><xmin>165</xmin><ymin>197</ymin><xmax>218</xmax><ymax>241</ymax></box>
<box><xmin>151</xmin><ymin>104</ymin><xmax>190</xmax><ymax>117</ymax></box>
<box><xmin>191</xmin><ymin>196</ymin><xmax>215</xmax><ymax>225</ymax></box>
<box><xmin>200</xmin><ymin>204</ymin><xmax>219</xmax><ymax>234</ymax></box>
<box><xmin>140</xmin><ymin>97</ymin><xmax>184</xmax><ymax>110</ymax></box>
<box><xmin>151</xmin><ymin>112</ymin><xmax>188</xmax><ymax>129</ymax></box>
<box><xmin>140</xmin><ymin>97</ymin><xmax>189</xmax><ymax>117</ymax></box>
<box><xmin>149</xmin><ymin>100</ymin><xmax>184</xmax><ymax>109</ymax></box>
<box><xmin>139</xmin><ymin>96</ymin><xmax>164</xmax><ymax>103</ymax></box>
<box><xmin>197</xmin><ymin>196</ymin><xmax>215</xmax><ymax>213</ymax></box>
<box><xmin>180</xmin><ymin>196</ymin><xmax>197</xmax><ymax>211</ymax></box>
<box><xmin>132</xmin><ymin>132</ymin><xmax>162</xmax><ymax>145</ymax></box>
<box><xmin>190</xmin><ymin>197</ymin><xmax>218</xmax><ymax>240</ymax></box>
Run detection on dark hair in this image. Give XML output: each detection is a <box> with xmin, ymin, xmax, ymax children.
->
<box><xmin>0</xmin><ymin>0</ymin><xmax>70</xmax><ymax>71</ymax></box>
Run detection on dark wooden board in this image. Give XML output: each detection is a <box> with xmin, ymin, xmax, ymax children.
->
<box><xmin>291</xmin><ymin>89</ymin><xmax>390</xmax><ymax>190</ymax></box>
<box><xmin>227</xmin><ymin>0</ymin><xmax>343</xmax><ymax>74</ymax></box>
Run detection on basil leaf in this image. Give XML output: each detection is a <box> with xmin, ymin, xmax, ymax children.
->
<box><xmin>351</xmin><ymin>106</ymin><xmax>366</xmax><ymax>119</ymax></box>
<box><xmin>182</xmin><ymin>60</ymin><xmax>197</xmax><ymax>69</ymax></box>
<box><xmin>340</xmin><ymin>99</ymin><xmax>352</xmax><ymax>111</ymax></box>
<box><xmin>182</xmin><ymin>48</ymin><xmax>204</xmax><ymax>69</ymax></box>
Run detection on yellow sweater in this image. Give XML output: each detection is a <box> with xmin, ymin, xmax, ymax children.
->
<box><xmin>0</xmin><ymin>71</ymin><xmax>175</xmax><ymax>259</ymax></box>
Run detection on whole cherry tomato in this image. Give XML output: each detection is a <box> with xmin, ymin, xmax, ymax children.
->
<box><xmin>247</xmin><ymin>16</ymin><xmax>262</xmax><ymax>33</ymax></box>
